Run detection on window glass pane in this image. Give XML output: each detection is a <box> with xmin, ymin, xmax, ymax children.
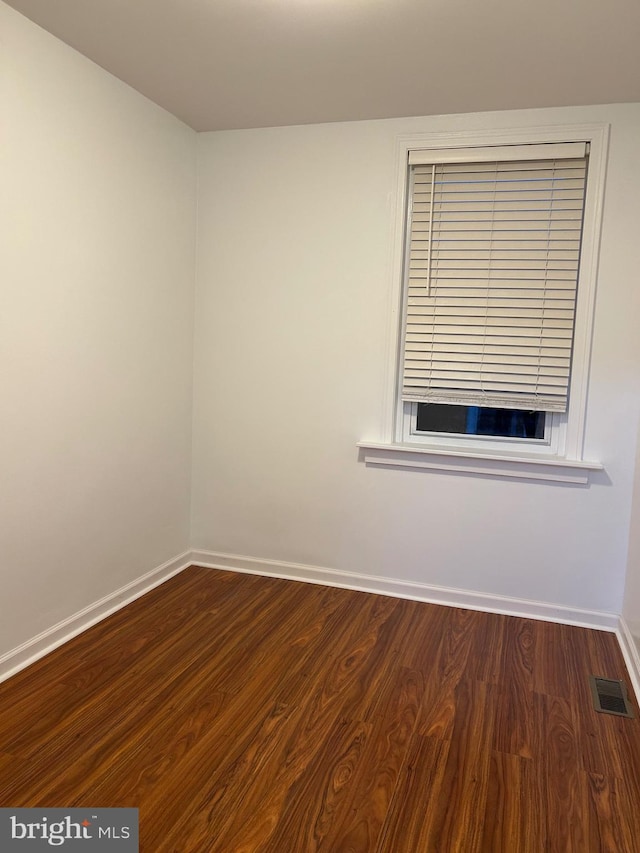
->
<box><xmin>416</xmin><ymin>404</ymin><xmax>545</xmax><ymax>439</ymax></box>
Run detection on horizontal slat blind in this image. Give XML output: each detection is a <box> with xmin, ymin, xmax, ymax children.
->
<box><xmin>402</xmin><ymin>147</ymin><xmax>588</xmax><ymax>412</ymax></box>
<box><xmin>408</xmin><ymin>142</ymin><xmax>587</xmax><ymax>165</ymax></box>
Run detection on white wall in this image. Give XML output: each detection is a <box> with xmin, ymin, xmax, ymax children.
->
<box><xmin>623</xmin><ymin>415</ymin><xmax>640</xmax><ymax>654</ymax></box>
<box><xmin>192</xmin><ymin>104</ymin><xmax>640</xmax><ymax>616</ymax></box>
<box><xmin>0</xmin><ymin>4</ymin><xmax>197</xmax><ymax>656</ymax></box>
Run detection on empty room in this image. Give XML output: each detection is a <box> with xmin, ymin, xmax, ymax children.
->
<box><xmin>2</xmin><ymin>0</ymin><xmax>640</xmax><ymax>850</ymax></box>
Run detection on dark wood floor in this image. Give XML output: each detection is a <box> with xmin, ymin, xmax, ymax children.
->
<box><xmin>0</xmin><ymin>567</ymin><xmax>639</xmax><ymax>852</ymax></box>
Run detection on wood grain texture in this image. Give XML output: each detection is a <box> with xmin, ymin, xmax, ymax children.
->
<box><xmin>539</xmin><ymin>693</ymin><xmax>589</xmax><ymax>851</ymax></box>
<box><xmin>1</xmin><ymin>566</ymin><xmax>639</xmax><ymax>852</ymax></box>
<box><xmin>481</xmin><ymin>751</ymin><xmax>543</xmax><ymax>852</ymax></box>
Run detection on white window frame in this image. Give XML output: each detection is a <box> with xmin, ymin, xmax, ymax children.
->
<box><xmin>358</xmin><ymin>123</ymin><xmax>608</xmax><ymax>484</ymax></box>
<box><xmin>402</xmin><ymin>403</ymin><xmax>564</xmax><ymax>457</ymax></box>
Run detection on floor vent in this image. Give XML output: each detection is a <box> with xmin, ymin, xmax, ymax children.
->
<box><xmin>589</xmin><ymin>676</ymin><xmax>634</xmax><ymax>718</ymax></box>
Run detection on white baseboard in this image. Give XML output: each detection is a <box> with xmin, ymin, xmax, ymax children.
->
<box><xmin>0</xmin><ymin>551</ymin><xmax>191</xmax><ymax>685</ymax></box>
<box><xmin>2</xmin><ymin>547</ymin><xmax>628</xmax><ymax>696</ymax></box>
<box><xmin>617</xmin><ymin>617</ymin><xmax>640</xmax><ymax>707</ymax></box>
<box><xmin>189</xmin><ymin>549</ymin><xmax>619</xmax><ymax>632</ymax></box>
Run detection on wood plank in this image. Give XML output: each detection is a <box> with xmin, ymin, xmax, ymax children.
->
<box><xmin>418</xmin><ymin>606</ymin><xmax>480</xmax><ymax>740</ymax></box>
<box><xmin>533</xmin><ymin>620</ymin><xmax>588</xmax><ymax>700</ymax></box>
<box><xmin>422</xmin><ymin>678</ymin><xmax>496</xmax><ymax>852</ymax></box>
<box><xmin>307</xmin><ymin>667</ymin><xmax>424</xmax><ymax>852</ymax></box>
<box><xmin>481</xmin><ymin>751</ymin><xmax>543</xmax><ymax>852</ymax></box>
<box><xmin>374</xmin><ymin>734</ymin><xmax>450</xmax><ymax>853</ymax></box>
<box><xmin>493</xmin><ymin>616</ymin><xmax>537</xmax><ymax>758</ymax></box>
<box><xmin>539</xmin><ymin>693</ymin><xmax>590</xmax><ymax>851</ymax></box>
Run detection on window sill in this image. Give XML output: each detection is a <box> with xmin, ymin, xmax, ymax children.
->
<box><xmin>357</xmin><ymin>441</ymin><xmax>603</xmax><ymax>485</ymax></box>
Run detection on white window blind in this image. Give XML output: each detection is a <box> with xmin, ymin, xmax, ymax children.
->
<box><xmin>402</xmin><ymin>143</ymin><xmax>588</xmax><ymax>412</ymax></box>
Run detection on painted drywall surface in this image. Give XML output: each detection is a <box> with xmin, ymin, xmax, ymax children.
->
<box><xmin>192</xmin><ymin>104</ymin><xmax>640</xmax><ymax>615</ymax></box>
<box><xmin>0</xmin><ymin>4</ymin><xmax>197</xmax><ymax>655</ymax></box>
<box><xmin>623</xmin><ymin>413</ymin><xmax>640</xmax><ymax>654</ymax></box>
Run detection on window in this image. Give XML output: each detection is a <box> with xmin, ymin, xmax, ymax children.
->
<box><xmin>358</xmin><ymin>125</ymin><xmax>608</xmax><ymax>483</ymax></box>
<box><xmin>414</xmin><ymin>403</ymin><xmax>546</xmax><ymax>440</ymax></box>
<box><xmin>400</xmin><ymin>140</ymin><xmax>587</xmax><ymax>455</ymax></box>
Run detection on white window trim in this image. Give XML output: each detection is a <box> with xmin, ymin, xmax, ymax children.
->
<box><xmin>356</xmin><ymin>441</ymin><xmax>603</xmax><ymax>485</ymax></box>
<box><xmin>360</xmin><ymin>123</ymin><xmax>608</xmax><ymax>484</ymax></box>
<box><xmin>403</xmin><ymin>404</ymin><xmax>564</xmax><ymax>457</ymax></box>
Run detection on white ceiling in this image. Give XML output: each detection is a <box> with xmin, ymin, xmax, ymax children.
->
<box><xmin>5</xmin><ymin>0</ymin><xmax>640</xmax><ymax>131</ymax></box>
